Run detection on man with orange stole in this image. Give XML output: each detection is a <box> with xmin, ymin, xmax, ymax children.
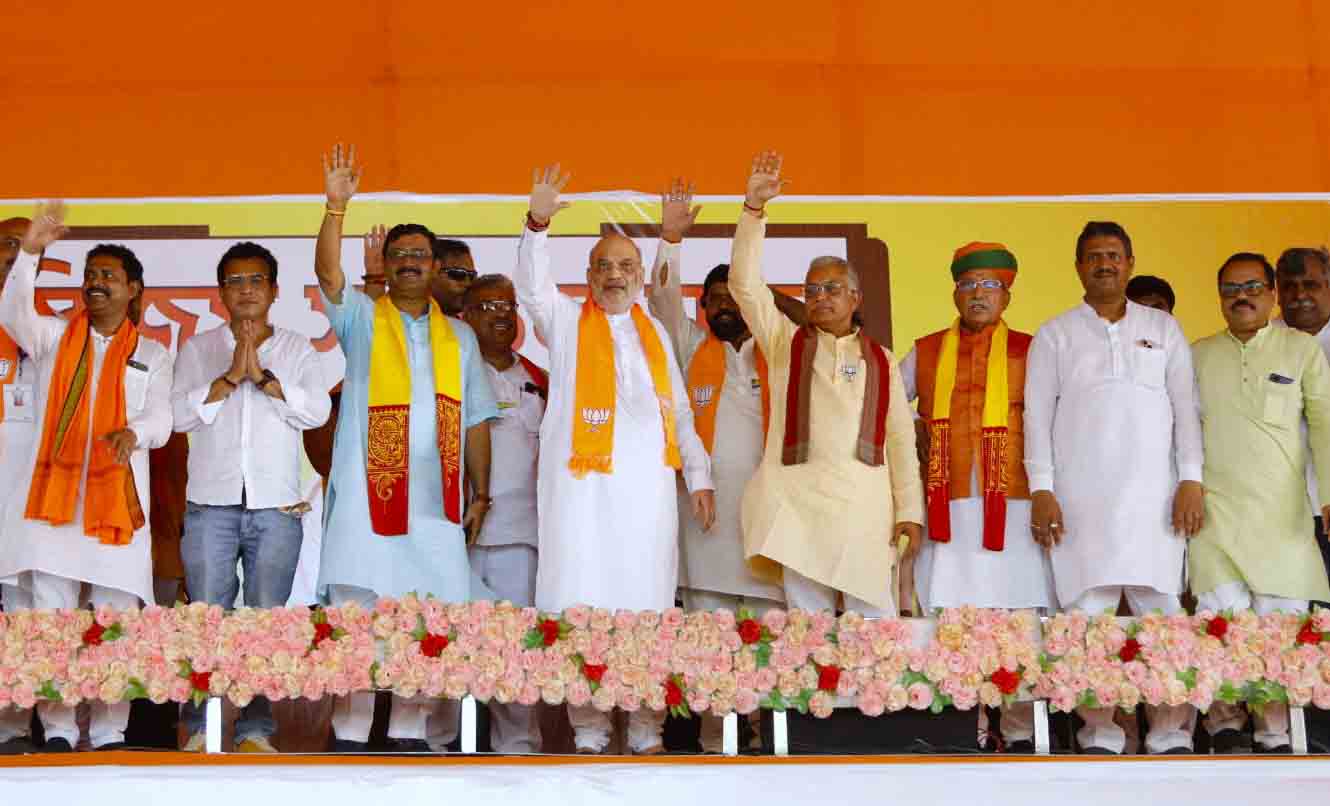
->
<box><xmin>312</xmin><ymin>146</ymin><xmax>498</xmax><ymax>752</ymax></box>
<box><xmin>515</xmin><ymin>164</ymin><xmax>715</xmax><ymax>755</ymax></box>
<box><xmin>0</xmin><ymin>202</ymin><xmax>174</xmax><ymax>751</ymax></box>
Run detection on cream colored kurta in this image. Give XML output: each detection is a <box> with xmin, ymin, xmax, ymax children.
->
<box><xmin>1190</xmin><ymin>324</ymin><xmax>1330</xmax><ymax>601</ymax></box>
<box><xmin>646</xmin><ymin>243</ymin><xmax>785</xmax><ymax>602</ymax></box>
<box><xmin>728</xmin><ymin>213</ymin><xmax>923</xmax><ymax>610</ymax></box>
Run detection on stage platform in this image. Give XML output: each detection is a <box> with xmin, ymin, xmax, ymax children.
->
<box><xmin>3</xmin><ymin>752</ymin><xmax>1329</xmax><ymax>805</ymax></box>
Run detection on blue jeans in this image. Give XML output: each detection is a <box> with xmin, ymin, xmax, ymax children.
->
<box><xmin>180</xmin><ymin>503</ymin><xmax>304</xmax><ymax>741</ymax></box>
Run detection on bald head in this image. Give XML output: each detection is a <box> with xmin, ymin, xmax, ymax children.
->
<box><xmin>587</xmin><ymin>233</ymin><xmax>644</xmax><ymax>314</ymax></box>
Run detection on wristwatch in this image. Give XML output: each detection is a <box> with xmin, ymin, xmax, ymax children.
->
<box><xmin>257</xmin><ymin>369</ymin><xmax>277</xmax><ymax>390</ymax></box>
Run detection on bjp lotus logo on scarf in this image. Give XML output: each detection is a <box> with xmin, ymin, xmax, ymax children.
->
<box><xmin>692</xmin><ymin>384</ymin><xmax>715</xmax><ymax>410</ymax></box>
<box><xmin>581</xmin><ymin>407</ymin><xmax>610</xmax><ymax>431</ymax></box>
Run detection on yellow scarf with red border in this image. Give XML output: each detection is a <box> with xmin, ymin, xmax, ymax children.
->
<box><xmin>925</xmin><ymin>319</ymin><xmax>1010</xmax><ymax>551</ymax></box>
<box><xmin>367</xmin><ymin>295</ymin><xmax>463</xmax><ymax>535</ymax></box>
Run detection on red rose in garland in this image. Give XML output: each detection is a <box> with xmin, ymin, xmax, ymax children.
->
<box><xmin>738</xmin><ymin>619</ymin><xmax>762</xmax><ymax>645</ymax></box>
<box><xmin>313</xmin><ymin>621</ymin><xmax>335</xmax><ymax>646</ymax></box>
<box><xmin>664</xmin><ymin>677</ymin><xmax>684</xmax><ymax>707</ymax></box>
<box><xmin>1296</xmin><ymin>620</ymin><xmax>1323</xmax><ymax>646</ymax></box>
<box><xmin>540</xmin><ymin>619</ymin><xmax>561</xmax><ymax>647</ymax></box>
<box><xmin>990</xmin><ymin>667</ymin><xmax>1020</xmax><ymax>696</ymax></box>
<box><xmin>1206</xmin><ymin>616</ymin><xmax>1229</xmax><ymax>639</ymax></box>
<box><xmin>817</xmin><ymin>664</ymin><xmax>841</xmax><ymax>693</ymax></box>
<box><xmin>82</xmin><ymin>622</ymin><xmax>106</xmax><ymax>646</ymax></box>
<box><xmin>420</xmin><ymin>632</ymin><xmax>450</xmax><ymax>657</ymax></box>
<box><xmin>1118</xmin><ymin>638</ymin><xmax>1142</xmax><ymax>663</ymax></box>
<box><xmin>583</xmin><ymin>663</ymin><xmax>607</xmax><ymax>684</ymax></box>
<box><xmin>189</xmin><ymin>671</ymin><xmax>212</xmax><ymax>694</ymax></box>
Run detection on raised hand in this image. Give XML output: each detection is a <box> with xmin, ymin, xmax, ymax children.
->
<box><xmin>745</xmin><ymin>151</ymin><xmax>788</xmax><ymax>210</ymax></box>
<box><xmin>363</xmin><ymin>223</ymin><xmax>386</xmax><ymax>277</ymax></box>
<box><xmin>660</xmin><ymin>177</ymin><xmax>702</xmax><ymax>242</ymax></box>
<box><xmin>529</xmin><ymin>164</ymin><xmax>571</xmax><ymax>226</ymax></box>
<box><xmin>322</xmin><ymin>143</ymin><xmax>362</xmax><ymax>212</ymax></box>
<box><xmin>21</xmin><ymin>200</ymin><xmax>69</xmax><ymax>255</ymax></box>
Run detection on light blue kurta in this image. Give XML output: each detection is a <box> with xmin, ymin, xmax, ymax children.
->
<box><xmin>317</xmin><ymin>287</ymin><xmax>498</xmax><ymax>602</ymax></box>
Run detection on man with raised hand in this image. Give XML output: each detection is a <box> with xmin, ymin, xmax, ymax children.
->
<box><xmin>171</xmin><ymin>241</ymin><xmax>331</xmax><ymax>753</ymax></box>
<box><xmin>0</xmin><ymin>202</ymin><xmax>174</xmax><ymax>751</ymax></box>
<box><xmin>898</xmin><ymin>241</ymin><xmax>1055</xmax><ymax>752</ymax></box>
<box><xmin>1024</xmin><ymin>221</ymin><xmax>1204</xmax><ymax>755</ymax></box>
<box><xmin>515</xmin><ymin>164</ymin><xmax>714</xmax><ymax>755</ymax></box>
<box><xmin>646</xmin><ymin>179</ymin><xmax>807</xmax><ymax>752</ymax></box>
<box><xmin>313</xmin><ymin>145</ymin><xmax>498</xmax><ymax>752</ymax></box>
<box><xmin>1191</xmin><ymin>252</ymin><xmax>1330</xmax><ymax>754</ymax></box>
<box><xmin>728</xmin><ymin>151</ymin><xmax>922</xmax><ymax>618</ymax></box>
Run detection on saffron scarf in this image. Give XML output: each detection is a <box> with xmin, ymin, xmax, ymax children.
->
<box><xmin>781</xmin><ymin>326</ymin><xmax>890</xmax><ymax>466</ymax></box>
<box><xmin>687</xmin><ymin>335</ymin><xmax>769</xmax><ymax>455</ymax></box>
<box><xmin>569</xmin><ymin>300</ymin><xmax>680</xmax><ymax>477</ymax></box>
<box><xmin>925</xmin><ymin>320</ymin><xmax>1010</xmax><ymax>551</ymax></box>
<box><xmin>366</xmin><ymin>295</ymin><xmax>463</xmax><ymax>536</ymax></box>
<box><xmin>25</xmin><ymin>312</ymin><xmax>144</xmax><ymax>545</ymax></box>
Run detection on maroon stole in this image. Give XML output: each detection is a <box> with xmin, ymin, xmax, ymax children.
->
<box><xmin>781</xmin><ymin>326</ymin><xmax>891</xmax><ymax>466</ymax></box>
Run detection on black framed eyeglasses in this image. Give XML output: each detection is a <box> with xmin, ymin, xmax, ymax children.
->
<box><xmin>471</xmin><ymin>300</ymin><xmax>518</xmax><ymax>314</ymax></box>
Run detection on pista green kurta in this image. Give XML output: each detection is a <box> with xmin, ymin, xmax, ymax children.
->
<box><xmin>1190</xmin><ymin>324</ymin><xmax>1330</xmax><ymax>601</ymax></box>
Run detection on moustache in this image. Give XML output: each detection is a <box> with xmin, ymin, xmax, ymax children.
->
<box><xmin>84</xmin><ymin>286</ymin><xmax>110</xmax><ymax>298</ymax></box>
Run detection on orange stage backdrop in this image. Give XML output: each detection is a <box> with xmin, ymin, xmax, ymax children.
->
<box><xmin>3</xmin><ymin>2</ymin><xmax>1329</xmax><ymax>198</ymax></box>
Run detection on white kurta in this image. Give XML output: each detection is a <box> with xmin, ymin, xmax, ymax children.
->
<box><xmin>0</xmin><ymin>354</ymin><xmax>38</xmax><ymax>513</ymax></box>
<box><xmin>475</xmin><ymin>360</ymin><xmax>543</xmax><ymax>548</ymax></box>
<box><xmin>1023</xmin><ymin>301</ymin><xmax>1202</xmax><ymax>607</ymax></box>
<box><xmin>646</xmin><ymin>244</ymin><xmax>784</xmax><ymax>602</ymax></box>
<box><xmin>899</xmin><ymin>348</ymin><xmax>1056</xmax><ymax>610</ymax></box>
<box><xmin>515</xmin><ymin>227</ymin><xmax>713</xmax><ymax>612</ymax></box>
<box><xmin>0</xmin><ymin>251</ymin><xmax>173</xmax><ymax>604</ymax></box>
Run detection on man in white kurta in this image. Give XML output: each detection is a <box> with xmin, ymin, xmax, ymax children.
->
<box><xmin>1024</xmin><ymin>221</ymin><xmax>1204</xmax><ymax>755</ymax></box>
<box><xmin>0</xmin><ymin>207</ymin><xmax>173</xmax><ymax>750</ymax></box>
<box><xmin>0</xmin><ymin>216</ymin><xmax>41</xmax><ymax>753</ymax></box>
<box><xmin>516</xmin><ymin>165</ymin><xmax>714</xmax><ymax>754</ymax></box>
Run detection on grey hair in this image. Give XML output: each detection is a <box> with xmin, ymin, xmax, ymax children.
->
<box><xmin>808</xmin><ymin>255</ymin><xmax>860</xmax><ymax>290</ymax></box>
<box><xmin>463</xmin><ymin>273</ymin><xmax>515</xmax><ymax>305</ymax></box>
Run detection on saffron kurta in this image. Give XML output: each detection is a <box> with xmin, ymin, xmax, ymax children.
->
<box><xmin>646</xmin><ymin>242</ymin><xmax>785</xmax><ymax>602</ymax></box>
<box><xmin>728</xmin><ymin>213</ymin><xmax>923</xmax><ymax>610</ymax></box>
<box><xmin>1023</xmin><ymin>301</ymin><xmax>1203</xmax><ymax>606</ymax></box>
<box><xmin>514</xmin><ymin>227</ymin><xmax>713</xmax><ymax>613</ymax></box>
<box><xmin>899</xmin><ymin>328</ymin><xmax>1056</xmax><ymax>610</ymax></box>
<box><xmin>1190</xmin><ymin>324</ymin><xmax>1330</xmax><ymax>601</ymax></box>
<box><xmin>317</xmin><ymin>288</ymin><xmax>498</xmax><ymax>601</ymax></box>
<box><xmin>0</xmin><ymin>250</ymin><xmax>173</xmax><ymax>604</ymax></box>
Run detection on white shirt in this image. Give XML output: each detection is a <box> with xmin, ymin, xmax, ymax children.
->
<box><xmin>172</xmin><ymin>325</ymin><xmax>330</xmax><ymax>509</ymax></box>
<box><xmin>645</xmin><ymin>242</ymin><xmax>784</xmax><ymax>601</ymax></box>
<box><xmin>476</xmin><ymin>359</ymin><xmax>543</xmax><ymax>547</ymax></box>
<box><xmin>515</xmin><ymin>226</ymin><xmax>713</xmax><ymax>612</ymax></box>
<box><xmin>1024</xmin><ymin>301</ymin><xmax>1202</xmax><ymax>605</ymax></box>
<box><xmin>0</xmin><ymin>353</ymin><xmax>38</xmax><ymax>517</ymax></box>
<box><xmin>0</xmin><ymin>250</ymin><xmax>173</xmax><ymax>603</ymax></box>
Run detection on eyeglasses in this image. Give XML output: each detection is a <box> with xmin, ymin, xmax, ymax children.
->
<box><xmin>955</xmin><ymin>279</ymin><xmax>1007</xmax><ymax>293</ymax></box>
<box><xmin>443</xmin><ymin>267</ymin><xmax>477</xmax><ymax>283</ymax></box>
<box><xmin>804</xmin><ymin>281</ymin><xmax>850</xmax><ymax>299</ymax></box>
<box><xmin>222</xmin><ymin>273</ymin><xmax>270</xmax><ymax>290</ymax></box>
<box><xmin>470</xmin><ymin>300</ymin><xmax>518</xmax><ymax>314</ymax></box>
<box><xmin>1219</xmin><ymin>280</ymin><xmax>1269</xmax><ymax>298</ymax></box>
<box><xmin>591</xmin><ymin>259</ymin><xmax>642</xmax><ymax>275</ymax></box>
<box><xmin>386</xmin><ymin>247</ymin><xmax>432</xmax><ymax>261</ymax></box>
